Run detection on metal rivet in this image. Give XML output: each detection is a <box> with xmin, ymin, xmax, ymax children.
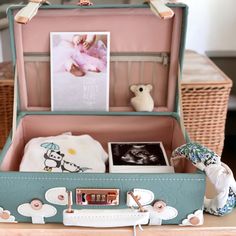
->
<box><xmin>153</xmin><ymin>200</ymin><xmax>166</xmax><ymax>213</ymax></box>
<box><xmin>58</xmin><ymin>195</ymin><xmax>65</xmax><ymax>201</ymax></box>
<box><xmin>30</xmin><ymin>199</ymin><xmax>43</xmax><ymax>210</ymax></box>
<box><xmin>189</xmin><ymin>216</ymin><xmax>200</xmax><ymax>225</ymax></box>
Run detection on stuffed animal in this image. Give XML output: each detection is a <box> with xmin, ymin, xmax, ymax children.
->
<box><xmin>171</xmin><ymin>143</ymin><xmax>236</xmax><ymax>216</ymax></box>
<box><xmin>130</xmin><ymin>84</ymin><xmax>154</xmax><ymax>112</ymax></box>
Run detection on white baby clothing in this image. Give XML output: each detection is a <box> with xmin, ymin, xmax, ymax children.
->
<box><xmin>20</xmin><ymin>134</ymin><xmax>108</xmax><ymax>173</ymax></box>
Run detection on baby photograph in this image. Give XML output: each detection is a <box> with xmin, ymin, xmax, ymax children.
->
<box><xmin>50</xmin><ymin>32</ymin><xmax>110</xmax><ymax>111</ymax></box>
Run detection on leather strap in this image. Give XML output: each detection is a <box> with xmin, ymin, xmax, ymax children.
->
<box><xmin>147</xmin><ymin>0</ymin><xmax>174</xmax><ymax>19</ymax></box>
<box><xmin>14</xmin><ymin>0</ymin><xmax>50</xmax><ymax>24</ymax></box>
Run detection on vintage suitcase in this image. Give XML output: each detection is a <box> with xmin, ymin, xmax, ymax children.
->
<box><xmin>0</xmin><ymin>0</ymin><xmax>206</xmax><ymax>227</ymax></box>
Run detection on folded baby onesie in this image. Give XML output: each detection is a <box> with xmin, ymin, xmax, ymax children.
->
<box><xmin>20</xmin><ymin>134</ymin><xmax>108</xmax><ymax>173</ymax></box>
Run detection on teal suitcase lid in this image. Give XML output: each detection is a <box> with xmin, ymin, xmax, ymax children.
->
<box><xmin>7</xmin><ymin>1</ymin><xmax>188</xmax><ymax>114</ymax></box>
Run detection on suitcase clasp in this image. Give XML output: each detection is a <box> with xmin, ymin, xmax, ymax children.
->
<box><xmin>75</xmin><ymin>188</ymin><xmax>119</xmax><ymax>206</ymax></box>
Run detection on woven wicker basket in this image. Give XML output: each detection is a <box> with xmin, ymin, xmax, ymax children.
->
<box><xmin>182</xmin><ymin>51</ymin><xmax>232</xmax><ymax>156</ymax></box>
<box><xmin>0</xmin><ymin>62</ymin><xmax>14</xmax><ymax>150</ymax></box>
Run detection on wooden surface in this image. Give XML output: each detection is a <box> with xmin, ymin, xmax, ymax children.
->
<box><xmin>0</xmin><ymin>211</ymin><xmax>236</xmax><ymax>236</ymax></box>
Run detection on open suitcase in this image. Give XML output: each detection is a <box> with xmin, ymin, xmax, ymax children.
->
<box><xmin>0</xmin><ymin>0</ymin><xmax>206</xmax><ymax>227</ymax></box>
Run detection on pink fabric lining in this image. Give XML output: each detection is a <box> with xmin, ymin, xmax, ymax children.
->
<box><xmin>25</xmin><ymin>62</ymin><xmax>51</xmax><ymax>107</ymax></box>
<box><xmin>24</xmin><ymin>106</ymin><xmax>169</xmax><ymax>112</ymax></box>
<box><xmin>1</xmin><ymin>121</ymin><xmax>25</xmax><ymax>171</ymax></box>
<box><xmin>15</xmin><ymin>25</ymin><xmax>28</xmax><ymax>110</ymax></box>
<box><xmin>13</xmin><ymin>7</ymin><xmax>183</xmax><ymax>112</ymax></box>
<box><xmin>167</xmin><ymin>8</ymin><xmax>182</xmax><ymax>111</ymax></box>
<box><xmin>19</xmin><ymin>8</ymin><xmax>173</xmax><ymax>53</ymax></box>
<box><xmin>1</xmin><ymin>115</ymin><xmax>186</xmax><ymax>171</ymax></box>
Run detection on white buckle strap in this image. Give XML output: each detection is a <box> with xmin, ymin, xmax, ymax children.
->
<box><xmin>127</xmin><ymin>189</ymin><xmax>155</xmax><ymax>208</ymax></box>
<box><xmin>14</xmin><ymin>0</ymin><xmax>50</xmax><ymax>24</ymax></box>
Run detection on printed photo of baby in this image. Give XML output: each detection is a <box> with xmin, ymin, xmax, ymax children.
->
<box><xmin>71</xmin><ymin>34</ymin><xmax>107</xmax><ymax>76</ymax></box>
<box><xmin>50</xmin><ymin>32</ymin><xmax>110</xmax><ymax>111</ymax></box>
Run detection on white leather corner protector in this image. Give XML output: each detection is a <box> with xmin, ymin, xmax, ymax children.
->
<box><xmin>127</xmin><ymin>189</ymin><xmax>154</xmax><ymax>207</ymax></box>
<box><xmin>180</xmin><ymin>210</ymin><xmax>204</xmax><ymax>226</ymax></box>
<box><xmin>17</xmin><ymin>202</ymin><xmax>57</xmax><ymax>224</ymax></box>
<box><xmin>45</xmin><ymin>187</ymin><xmax>70</xmax><ymax>206</ymax></box>
<box><xmin>0</xmin><ymin>207</ymin><xmax>17</xmax><ymax>223</ymax></box>
<box><xmin>63</xmin><ymin>209</ymin><xmax>149</xmax><ymax>227</ymax></box>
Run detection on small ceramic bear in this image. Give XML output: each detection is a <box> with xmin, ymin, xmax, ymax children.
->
<box><xmin>130</xmin><ymin>84</ymin><xmax>154</xmax><ymax>112</ymax></box>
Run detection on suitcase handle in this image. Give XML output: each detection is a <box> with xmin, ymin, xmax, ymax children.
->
<box><xmin>63</xmin><ymin>191</ymin><xmax>149</xmax><ymax>231</ymax></box>
<box><xmin>62</xmin><ymin>191</ymin><xmax>178</xmax><ymax>227</ymax></box>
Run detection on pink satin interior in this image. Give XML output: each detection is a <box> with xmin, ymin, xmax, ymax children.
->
<box><xmin>14</xmin><ymin>8</ymin><xmax>183</xmax><ymax>111</ymax></box>
<box><xmin>1</xmin><ymin>115</ymin><xmax>186</xmax><ymax>171</ymax></box>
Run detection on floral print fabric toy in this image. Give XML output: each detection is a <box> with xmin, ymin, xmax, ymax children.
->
<box><xmin>171</xmin><ymin>142</ymin><xmax>236</xmax><ymax>216</ymax></box>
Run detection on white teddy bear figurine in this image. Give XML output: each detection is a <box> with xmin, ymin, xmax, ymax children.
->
<box><xmin>130</xmin><ymin>84</ymin><xmax>154</xmax><ymax>112</ymax></box>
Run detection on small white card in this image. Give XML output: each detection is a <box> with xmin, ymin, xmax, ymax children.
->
<box><xmin>108</xmin><ymin>142</ymin><xmax>174</xmax><ymax>173</ymax></box>
<box><xmin>50</xmin><ymin>32</ymin><xmax>110</xmax><ymax>111</ymax></box>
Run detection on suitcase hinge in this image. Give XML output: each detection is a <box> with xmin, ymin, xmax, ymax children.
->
<box><xmin>77</xmin><ymin>0</ymin><xmax>93</xmax><ymax>6</ymax></box>
<box><xmin>14</xmin><ymin>0</ymin><xmax>50</xmax><ymax>24</ymax></box>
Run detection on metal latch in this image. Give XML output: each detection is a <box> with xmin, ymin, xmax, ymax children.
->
<box><xmin>127</xmin><ymin>191</ymin><xmax>147</xmax><ymax>212</ymax></box>
<box><xmin>76</xmin><ymin>188</ymin><xmax>119</xmax><ymax>206</ymax></box>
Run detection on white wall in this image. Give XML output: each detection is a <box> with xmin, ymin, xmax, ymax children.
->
<box><xmin>181</xmin><ymin>0</ymin><xmax>236</xmax><ymax>54</ymax></box>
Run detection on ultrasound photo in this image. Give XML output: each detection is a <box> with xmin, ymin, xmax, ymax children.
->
<box><xmin>110</xmin><ymin>142</ymin><xmax>168</xmax><ymax>166</ymax></box>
